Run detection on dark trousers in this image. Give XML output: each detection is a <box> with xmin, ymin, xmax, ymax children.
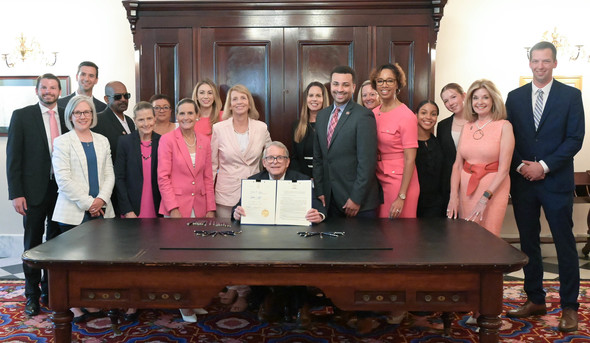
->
<box><xmin>22</xmin><ymin>179</ymin><xmax>60</xmax><ymax>299</ymax></box>
<box><xmin>512</xmin><ymin>183</ymin><xmax>579</xmax><ymax>310</ymax></box>
<box><xmin>328</xmin><ymin>197</ymin><xmax>377</xmax><ymax>219</ymax></box>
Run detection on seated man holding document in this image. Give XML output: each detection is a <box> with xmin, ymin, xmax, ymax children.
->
<box><xmin>233</xmin><ymin>141</ymin><xmax>326</xmax><ymax>224</ymax></box>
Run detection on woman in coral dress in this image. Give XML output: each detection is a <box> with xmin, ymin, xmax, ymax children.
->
<box><xmin>371</xmin><ymin>63</ymin><xmax>420</xmax><ymax>218</ymax></box>
<box><xmin>447</xmin><ymin>79</ymin><xmax>514</xmax><ymax>236</ymax></box>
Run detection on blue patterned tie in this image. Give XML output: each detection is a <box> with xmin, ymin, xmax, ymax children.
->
<box><xmin>533</xmin><ymin>89</ymin><xmax>544</xmax><ymax>130</ymax></box>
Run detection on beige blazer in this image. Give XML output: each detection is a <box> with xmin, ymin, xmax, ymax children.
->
<box><xmin>52</xmin><ymin>130</ymin><xmax>115</xmax><ymax>225</ymax></box>
<box><xmin>211</xmin><ymin>118</ymin><xmax>271</xmax><ymax>206</ymax></box>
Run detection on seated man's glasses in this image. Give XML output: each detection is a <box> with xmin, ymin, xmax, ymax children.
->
<box><xmin>72</xmin><ymin>110</ymin><xmax>93</xmax><ymax>118</ymax></box>
<box><xmin>108</xmin><ymin>93</ymin><xmax>131</xmax><ymax>100</ymax></box>
<box><xmin>263</xmin><ymin>155</ymin><xmax>289</xmax><ymax>163</ymax></box>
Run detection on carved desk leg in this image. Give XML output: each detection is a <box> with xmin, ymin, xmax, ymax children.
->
<box><xmin>478</xmin><ymin>315</ymin><xmax>502</xmax><ymax>343</ymax></box>
<box><xmin>52</xmin><ymin>310</ymin><xmax>73</xmax><ymax>343</ymax></box>
<box><xmin>108</xmin><ymin>309</ymin><xmax>122</xmax><ymax>336</ymax></box>
<box><xmin>441</xmin><ymin>311</ymin><xmax>452</xmax><ymax>336</ymax></box>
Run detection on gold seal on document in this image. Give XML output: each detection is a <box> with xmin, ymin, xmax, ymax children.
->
<box><xmin>261</xmin><ymin>209</ymin><xmax>269</xmax><ymax>217</ymax></box>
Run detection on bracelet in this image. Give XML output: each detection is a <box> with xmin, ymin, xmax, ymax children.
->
<box><xmin>483</xmin><ymin>190</ymin><xmax>493</xmax><ymax>199</ymax></box>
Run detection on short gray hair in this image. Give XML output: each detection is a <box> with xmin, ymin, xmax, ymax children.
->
<box><xmin>263</xmin><ymin>141</ymin><xmax>289</xmax><ymax>158</ymax></box>
<box><xmin>64</xmin><ymin>95</ymin><xmax>97</xmax><ymax>131</ymax></box>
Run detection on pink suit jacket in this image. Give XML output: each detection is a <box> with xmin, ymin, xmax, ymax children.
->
<box><xmin>211</xmin><ymin>117</ymin><xmax>271</xmax><ymax>207</ymax></box>
<box><xmin>158</xmin><ymin>128</ymin><xmax>216</xmax><ymax>217</ymax></box>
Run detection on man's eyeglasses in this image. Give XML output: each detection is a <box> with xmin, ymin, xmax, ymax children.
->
<box><xmin>263</xmin><ymin>155</ymin><xmax>289</xmax><ymax>163</ymax></box>
<box><xmin>375</xmin><ymin>79</ymin><xmax>396</xmax><ymax>86</ymax></box>
<box><xmin>108</xmin><ymin>93</ymin><xmax>131</xmax><ymax>101</ymax></box>
<box><xmin>72</xmin><ymin>110</ymin><xmax>93</xmax><ymax>118</ymax></box>
<box><xmin>154</xmin><ymin>106</ymin><xmax>171</xmax><ymax>111</ymax></box>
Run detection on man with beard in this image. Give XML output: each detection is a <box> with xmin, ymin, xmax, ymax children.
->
<box><xmin>93</xmin><ymin>81</ymin><xmax>136</xmax><ymax>215</ymax></box>
<box><xmin>57</xmin><ymin>61</ymin><xmax>107</xmax><ymax>112</ymax></box>
<box><xmin>6</xmin><ymin>73</ymin><xmax>69</xmax><ymax>316</ymax></box>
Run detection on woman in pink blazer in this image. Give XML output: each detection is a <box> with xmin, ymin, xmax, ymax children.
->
<box><xmin>158</xmin><ymin>98</ymin><xmax>216</xmax><ymax>218</ymax></box>
<box><xmin>211</xmin><ymin>84</ymin><xmax>271</xmax><ymax>219</ymax></box>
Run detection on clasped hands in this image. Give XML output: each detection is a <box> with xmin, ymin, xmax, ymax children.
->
<box><xmin>519</xmin><ymin>160</ymin><xmax>545</xmax><ymax>181</ymax></box>
<box><xmin>88</xmin><ymin>198</ymin><xmax>106</xmax><ymax>217</ymax></box>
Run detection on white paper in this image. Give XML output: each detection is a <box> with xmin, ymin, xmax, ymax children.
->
<box><xmin>275</xmin><ymin>180</ymin><xmax>312</xmax><ymax>226</ymax></box>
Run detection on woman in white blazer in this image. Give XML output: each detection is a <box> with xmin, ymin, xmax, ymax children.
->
<box><xmin>51</xmin><ymin>95</ymin><xmax>114</xmax><ymax>321</ymax></box>
<box><xmin>211</xmin><ymin>84</ymin><xmax>271</xmax><ymax>219</ymax></box>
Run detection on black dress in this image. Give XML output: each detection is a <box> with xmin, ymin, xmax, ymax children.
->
<box><xmin>436</xmin><ymin>115</ymin><xmax>456</xmax><ymax>211</ymax></box>
<box><xmin>290</xmin><ymin>121</ymin><xmax>315</xmax><ymax>178</ymax></box>
<box><xmin>416</xmin><ymin>134</ymin><xmax>445</xmax><ymax>218</ymax></box>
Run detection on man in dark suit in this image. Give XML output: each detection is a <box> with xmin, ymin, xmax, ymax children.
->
<box><xmin>6</xmin><ymin>73</ymin><xmax>69</xmax><ymax>316</ymax></box>
<box><xmin>233</xmin><ymin>141</ymin><xmax>327</xmax><ymax>223</ymax></box>
<box><xmin>506</xmin><ymin>41</ymin><xmax>585</xmax><ymax>332</ymax></box>
<box><xmin>313</xmin><ymin>65</ymin><xmax>380</xmax><ymax>218</ymax></box>
<box><xmin>57</xmin><ymin>61</ymin><xmax>107</xmax><ymax>112</ymax></box>
<box><xmin>93</xmin><ymin>81</ymin><xmax>136</xmax><ymax>215</ymax></box>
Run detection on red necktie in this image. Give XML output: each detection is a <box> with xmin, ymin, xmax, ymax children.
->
<box><xmin>326</xmin><ymin>108</ymin><xmax>340</xmax><ymax>147</ymax></box>
<box><xmin>48</xmin><ymin>110</ymin><xmax>59</xmax><ymax>150</ymax></box>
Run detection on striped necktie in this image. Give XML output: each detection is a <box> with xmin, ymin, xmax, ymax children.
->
<box><xmin>533</xmin><ymin>89</ymin><xmax>544</xmax><ymax>130</ymax></box>
<box><xmin>326</xmin><ymin>107</ymin><xmax>340</xmax><ymax>147</ymax></box>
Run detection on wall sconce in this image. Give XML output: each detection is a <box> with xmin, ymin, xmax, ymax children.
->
<box><xmin>2</xmin><ymin>33</ymin><xmax>58</xmax><ymax>68</ymax></box>
<box><xmin>524</xmin><ymin>27</ymin><xmax>586</xmax><ymax>62</ymax></box>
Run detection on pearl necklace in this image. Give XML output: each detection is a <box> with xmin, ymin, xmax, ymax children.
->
<box><xmin>472</xmin><ymin>118</ymin><xmax>493</xmax><ymax>140</ymax></box>
<box><xmin>183</xmin><ymin>133</ymin><xmax>196</xmax><ymax>147</ymax></box>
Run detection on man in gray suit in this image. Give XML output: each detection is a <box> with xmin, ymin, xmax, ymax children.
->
<box><xmin>313</xmin><ymin>65</ymin><xmax>380</xmax><ymax>217</ymax></box>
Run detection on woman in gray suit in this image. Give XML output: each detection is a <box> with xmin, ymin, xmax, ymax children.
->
<box><xmin>52</xmin><ymin>95</ymin><xmax>115</xmax><ymax>322</ymax></box>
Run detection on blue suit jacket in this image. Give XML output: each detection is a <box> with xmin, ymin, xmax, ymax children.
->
<box><xmin>506</xmin><ymin>80</ymin><xmax>585</xmax><ymax>193</ymax></box>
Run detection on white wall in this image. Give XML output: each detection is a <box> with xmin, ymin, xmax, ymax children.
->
<box><xmin>0</xmin><ymin>0</ymin><xmax>588</xmax><ymax>251</ymax></box>
<box><xmin>0</xmin><ymin>0</ymin><xmax>135</xmax><ymax>237</ymax></box>
<box><xmin>435</xmin><ymin>0</ymin><xmax>590</xmax><ymax>239</ymax></box>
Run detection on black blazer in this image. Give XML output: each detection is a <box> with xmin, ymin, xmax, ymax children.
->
<box><xmin>57</xmin><ymin>93</ymin><xmax>107</xmax><ymax>112</ymax></box>
<box><xmin>114</xmin><ymin>131</ymin><xmax>162</xmax><ymax>217</ymax></box>
<box><xmin>233</xmin><ymin>169</ymin><xmax>327</xmax><ymax>219</ymax></box>
<box><xmin>436</xmin><ymin>114</ymin><xmax>456</xmax><ymax>197</ymax></box>
<box><xmin>6</xmin><ymin>104</ymin><xmax>69</xmax><ymax>205</ymax></box>
<box><xmin>93</xmin><ymin>107</ymin><xmax>136</xmax><ymax>162</ymax></box>
<box><xmin>290</xmin><ymin>120</ymin><xmax>315</xmax><ymax>178</ymax></box>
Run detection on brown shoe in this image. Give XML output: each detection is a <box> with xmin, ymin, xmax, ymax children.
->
<box><xmin>558</xmin><ymin>308</ymin><xmax>578</xmax><ymax>332</ymax></box>
<box><xmin>506</xmin><ymin>300</ymin><xmax>547</xmax><ymax>318</ymax></box>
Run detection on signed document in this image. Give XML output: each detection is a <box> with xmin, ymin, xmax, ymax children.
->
<box><xmin>240</xmin><ymin>179</ymin><xmax>312</xmax><ymax>226</ymax></box>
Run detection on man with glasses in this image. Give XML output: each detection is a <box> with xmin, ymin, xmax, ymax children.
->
<box><xmin>233</xmin><ymin>141</ymin><xmax>326</xmax><ymax>223</ymax></box>
<box><xmin>6</xmin><ymin>73</ymin><xmax>69</xmax><ymax>316</ymax></box>
<box><xmin>57</xmin><ymin>61</ymin><xmax>107</xmax><ymax>112</ymax></box>
<box><xmin>93</xmin><ymin>81</ymin><xmax>136</xmax><ymax>215</ymax></box>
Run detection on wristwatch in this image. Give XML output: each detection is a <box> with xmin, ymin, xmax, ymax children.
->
<box><xmin>398</xmin><ymin>193</ymin><xmax>406</xmax><ymax>200</ymax></box>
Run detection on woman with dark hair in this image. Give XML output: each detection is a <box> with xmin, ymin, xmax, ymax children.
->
<box><xmin>150</xmin><ymin>94</ymin><xmax>176</xmax><ymax>135</ymax></box>
<box><xmin>414</xmin><ymin>100</ymin><xmax>445</xmax><ymax>218</ymax></box>
<box><xmin>370</xmin><ymin>63</ymin><xmax>419</xmax><ymax>219</ymax></box>
<box><xmin>291</xmin><ymin>81</ymin><xmax>329</xmax><ymax>177</ymax></box>
<box><xmin>438</xmin><ymin>83</ymin><xmax>467</xmax><ymax>210</ymax></box>
<box><xmin>191</xmin><ymin>79</ymin><xmax>223</xmax><ymax>136</ymax></box>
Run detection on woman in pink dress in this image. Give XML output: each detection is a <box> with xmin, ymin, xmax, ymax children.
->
<box><xmin>371</xmin><ymin>63</ymin><xmax>420</xmax><ymax>218</ymax></box>
<box><xmin>191</xmin><ymin>79</ymin><xmax>223</xmax><ymax>136</ymax></box>
<box><xmin>447</xmin><ymin>79</ymin><xmax>514</xmax><ymax>236</ymax></box>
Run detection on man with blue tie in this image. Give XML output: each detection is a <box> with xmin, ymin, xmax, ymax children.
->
<box><xmin>506</xmin><ymin>41</ymin><xmax>585</xmax><ymax>332</ymax></box>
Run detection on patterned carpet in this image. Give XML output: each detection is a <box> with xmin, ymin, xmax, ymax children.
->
<box><xmin>1</xmin><ymin>281</ymin><xmax>589</xmax><ymax>342</ymax></box>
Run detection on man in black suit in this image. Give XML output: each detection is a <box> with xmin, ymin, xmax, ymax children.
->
<box><xmin>233</xmin><ymin>141</ymin><xmax>327</xmax><ymax>223</ymax></box>
<box><xmin>313</xmin><ymin>65</ymin><xmax>380</xmax><ymax>218</ymax></box>
<box><xmin>6</xmin><ymin>73</ymin><xmax>69</xmax><ymax>316</ymax></box>
<box><xmin>93</xmin><ymin>81</ymin><xmax>136</xmax><ymax>216</ymax></box>
<box><xmin>57</xmin><ymin>61</ymin><xmax>107</xmax><ymax>111</ymax></box>
<box><xmin>506</xmin><ymin>41</ymin><xmax>585</xmax><ymax>332</ymax></box>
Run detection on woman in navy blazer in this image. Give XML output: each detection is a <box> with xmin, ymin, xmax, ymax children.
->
<box><xmin>115</xmin><ymin>101</ymin><xmax>162</xmax><ymax>218</ymax></box>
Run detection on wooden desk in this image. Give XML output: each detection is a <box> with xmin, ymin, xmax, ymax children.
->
<box><xmin>23</xmin><ymin>218</ymin><xmax>527</xmax><ymax>343</ymax></box>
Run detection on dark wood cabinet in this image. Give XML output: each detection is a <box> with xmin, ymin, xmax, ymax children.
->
<box><xmin>124</xmin><ymin>0</ymin><xmax>447</xmax><ymax>146</ymax></box>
